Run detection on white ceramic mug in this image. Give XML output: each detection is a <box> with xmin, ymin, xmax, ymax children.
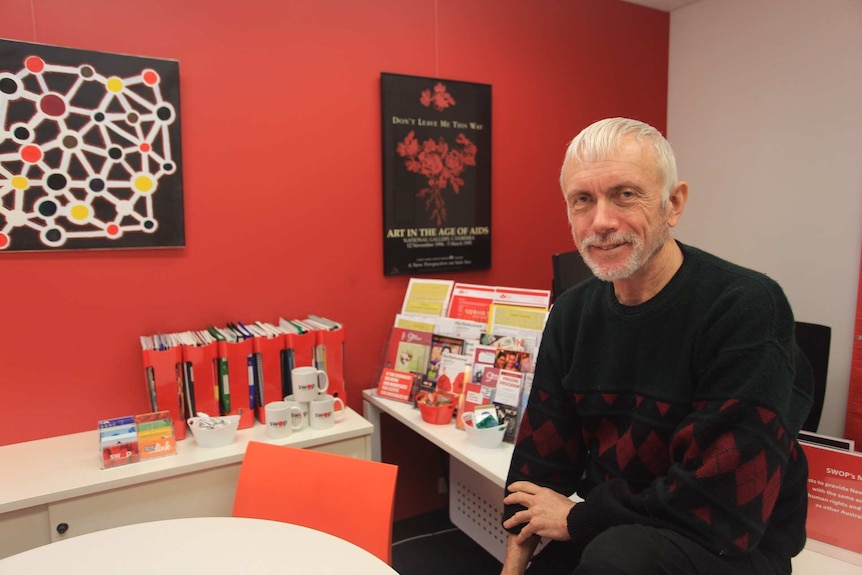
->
<box><xmin>291</xmin><ymin>366</ymin><xmax>329</xmax><ymax>402</ymax></box>
<box><xmin>264</xmin><ymin>401</ymin><xmax>303</xmax><ymax>439</ymax></box>
<box><xmin>309</xmin><ymin>394</ymin><xmax>345</xmax><ymax>430</ymax></box>
<box><xmin>283</xmin><ymin>394</ymin><xmax>309</xmax><ymax>430</ymax></box>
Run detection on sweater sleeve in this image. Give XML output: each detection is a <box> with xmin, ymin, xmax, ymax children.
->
<box><xmin>565</xmin><ymin>278</ymin><xmax>811</xmax><ymax>557</ymax></box>
<box><xmin>502</xmin><ymin>300</ymin><xmax>587</xmax><ymax>533</ymax></box>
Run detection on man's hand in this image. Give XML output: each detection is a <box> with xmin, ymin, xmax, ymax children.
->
<box><xmin>503</xmin><ymin>481</ymin><xmax>576</xmax><ymax>544</ymax></box>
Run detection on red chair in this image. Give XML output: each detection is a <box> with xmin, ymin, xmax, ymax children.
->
<box><xmin>232</xmin><ymin>441</ymin><xmax>398</xmax><ymax>564</ymax></box>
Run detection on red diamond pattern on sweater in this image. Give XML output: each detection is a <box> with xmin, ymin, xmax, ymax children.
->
<box><xmin>533</xmin><ymin>420</ymin><xmax>567</xmax><ymax>458</ymax></box>
<box><xmin>596</xmin><ymin>420</ymin><xmax>619</xmax><ymax>456</ymax></box>
<box><xmin>762</xmin><ymin>467</ymin><xmax>782</xmax><ymax>520</ymax></box>
<box><xmin>692</xmin><ymin>505</ymin><xmax>712</xmax><ymax>525</ymax></box>
<box><xmin>695</xmin><ymin>431</ymin><xmax>740</xmax><ymax>479</ymax></box>
<box><xmin>615</xmin><ymin>429</ymin><xmax>668</xmax><ymax>475</ymax></box>
<box><xmin>616</xmin><ymin>429</ymin><xmax>635</xmax><ymax>468</ymax></box>
<box><xmin>674</xmin><ymin>422</ymin><xmax>701</xmax><ymax>465</ymax></box>
<box><xmin>735</xmin><ymin>451</ymin><xmax>768</xmax><ymax>506</ymax></box>
<box><xmin>757</xmin><ymin>406</ymin><xmax>777</xmax><ymax>425</ymax></box>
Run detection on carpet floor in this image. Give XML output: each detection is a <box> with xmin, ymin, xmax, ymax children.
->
<box><xmin>392</xmin><ymin>507</ymin><xmax>502</xmax><ymax>575</ymax></box>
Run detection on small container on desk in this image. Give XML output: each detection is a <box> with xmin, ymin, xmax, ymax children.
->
<box><xmin>416</xmin><ymin>392</ymin><xmax>457</xmax><ymax>425</ymax></box>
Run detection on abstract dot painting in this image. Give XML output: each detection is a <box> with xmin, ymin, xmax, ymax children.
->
<box><xmin>0</xmin><ymin>39</ymin><xmax>184</xmax><ymax>252</ymax></box>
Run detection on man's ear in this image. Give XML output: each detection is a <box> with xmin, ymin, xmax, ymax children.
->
<box><xmin>666</xmin><ymin>181</ymin><xmax>688</xmax><ymax>228</ymax></box>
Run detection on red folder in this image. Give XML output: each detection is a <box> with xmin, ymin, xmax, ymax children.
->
<box><xmin>313</xmin><ymin>326</ymin><xmax>346</xmax><ymax>404</ymax></box>
<box><xmin>252</xmin><ymin>333</ymin><xmax>286</xmax><ymax>423</ymax></box>
<box><xmin>218</xmin><ymin>337</ymin><xmax>255</xmax><ymax>429</ymax></box>
<box><xmin>286</xmin><ymin>331</ymin><xmax>316</xmax><ymax>371</ymax></box>
<box><xmin>141</xmin><ymin>347</ymin><xmax>186</xmax><ymax>440</ymax></box>
<box><xmin>181</xmin><ymin>341</ymin><xmax>219</xmax><ymax>420</ymax></box>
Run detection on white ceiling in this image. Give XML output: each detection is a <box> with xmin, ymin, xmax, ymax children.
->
<box><xmin>620</xmin><ymin>0</ymin><xmax>700</xmax><ymax>11</ymax></box>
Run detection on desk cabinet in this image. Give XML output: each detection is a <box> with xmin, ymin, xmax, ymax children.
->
<box><xmin>0</xmin><ymin>409</ymin><xmax>372</xmax><ymax>558</ymax></box>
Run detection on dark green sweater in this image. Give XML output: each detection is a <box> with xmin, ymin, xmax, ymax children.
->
<box><xmin>504</xmin><ymin>242</ymin><xmax>812</xmax><ymax>571</ymax></box>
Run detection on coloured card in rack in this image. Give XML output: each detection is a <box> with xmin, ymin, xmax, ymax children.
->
<box><xmin>383</xmin><ymin>326</ymin><xmax>433</xmax><ymax>375</ymax></box>
<box><xmin>377</xmin><ymin>368</ymin><xmax>416</xmax><ymax>402</ymax></box>
<box><xmin>99</xmin><ymin>415</ymin><xmax>139</xmax><ymax>468</ymax></box>
<box><xmin>400</xmin><ymin>278</ymin><xmax>455</xmax><ymax>317</ymax></box>
<box><xmin>135</xmin><ymin>411</ymin><xmax>177</xmax><ymax>460</ymax></box>
<box><xmin>435</xmin><ymin>352</ymin><xmax>470</xmax><ymax>395</ymax></box>
<box><xmin>425</xmin><ymin>334</ymin><xmax>464</xmax><ymax>383</ymax></box>
<box><xmin>447</xmin><ymin>282</ymin><xmax>497</xmax><ymax>323</ymax></box>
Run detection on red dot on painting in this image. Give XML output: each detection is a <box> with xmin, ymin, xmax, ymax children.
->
<box><xmin>25</xmin><ymin>56</ymin><xmax>45</xmax><ymax>73</ymax></box>
<box><xmin>0</xmin><ymin>234</ymin><xmax>9</xmax><ymax>249</ymax></box>
<box><xmin>40</xmin><ymin>94</ymin><xmax>66</xmax><ymax>117</ymax></box>
<box><xmin>107</xmin><ymin>224</ymin><xmax>120</xmax><ymax>236</ymax></box>
<box><xmin>21</xmin><ymin>145</ymin><xmax>42</xmax><ymax>163</ymax></box>
<box><xmin>140</xmin><ymin>143</ymin><xmax>151</xmax><ymax>152</ymax></box>
<box><xmin>142</xmin><ymin>70</ymin><xmax>159</xmax><ymax>86</ymax></box>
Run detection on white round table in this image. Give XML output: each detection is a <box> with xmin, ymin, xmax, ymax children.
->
<box><xmin>0</xmin><ymin>517</ymin><xmax>398</xmax><ymax>574</ymax></box>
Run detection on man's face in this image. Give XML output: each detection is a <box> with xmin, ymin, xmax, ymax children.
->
<box><xmin>561</xmin><ymin>137</ymin><xmax>671</xmax><ymax>282</ymax></box>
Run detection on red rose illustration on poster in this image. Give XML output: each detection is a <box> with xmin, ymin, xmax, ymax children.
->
<box><xmin>420</xmin><ymin>82</ymin><xmax>456</xmax><ymax>111</ymax></box>
<box><xmin>396</xmin><ymin>131</ymin><xmax>477</xmax><ymax>226</ymax></box>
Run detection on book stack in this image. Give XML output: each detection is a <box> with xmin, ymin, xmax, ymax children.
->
<box><xmin>140</xmin><ymin>314</ymin><xmax>345</xmax><ymax>432</ymax></box>
<box><xmin>376</xmin><ymin>278</ymin><xmax>549</xmax><ymax>441</ymax></box>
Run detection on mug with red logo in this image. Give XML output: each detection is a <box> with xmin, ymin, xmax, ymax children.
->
<box><xmin>264</xmin><ymin>401</ymin><xmax>303</xmax><ymax>439</ymax></box>
<box><xmin>309</xmin><ymin>394</ymin><xmax>345</xmax><ymax>430</ymax></box>
<box><xmin>291</xmin><ymin>366</ymin><xmax>329</xmax><ymax>402</ymax></box>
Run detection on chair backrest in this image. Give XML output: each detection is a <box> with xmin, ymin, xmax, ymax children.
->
<box><xmin>795</xmin><ymin>321</ymin><xmax>831</xmax><ymax>432</ymax></box>
<box><xmin>551</xmin><ymin>250</ymin><xmax>594</xmax><ymax>302</ymax></box>
<box><xmin>232</xmin><ymin>441</ymin><xmax>398</xmax><ymax>564</ymax></box>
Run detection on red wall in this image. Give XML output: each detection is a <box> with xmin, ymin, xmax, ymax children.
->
<box><xmin>0</xmin><ymin>0</ymin><xmax>667</xmax><ymax>517</ymax></box>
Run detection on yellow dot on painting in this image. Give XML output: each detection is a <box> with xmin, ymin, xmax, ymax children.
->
<box><xmin>11</xmin><ymin>176</ymin><xmax>29</xmax><ymax>190</ymax></box>
<box><xmin>69</xmin><ymin>204</ymin><xmax>91</xmax><ymax>222</ymax></box>
<box><xmin>106</xmin><ymin>77</ymin><xmax>124</xmax><ymax>93</ymax></box>
<box><xmin>134</xmin><ymin>175</ymin><xmax>154</xmax><ymax>193</ymax></box>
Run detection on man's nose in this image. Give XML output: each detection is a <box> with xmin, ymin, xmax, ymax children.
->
<box><xmin>592</xmin><ymin>198</ymin><xmax>619</xmax><ymax>232</ymax></box>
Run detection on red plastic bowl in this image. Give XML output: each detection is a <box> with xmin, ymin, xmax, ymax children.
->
<box><xmin>416</xmin><ymin>393</ymin><xmax>456</xmax><ymax>425</ymax></box>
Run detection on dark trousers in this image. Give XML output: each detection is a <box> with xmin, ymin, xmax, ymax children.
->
<box><xmin>525</xmin><ymin>525</ymin><xmax>784</xmax><ymax>575</ymax></box>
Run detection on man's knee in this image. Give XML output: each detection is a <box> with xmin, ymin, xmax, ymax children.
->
<box><xmin>575</xmin><ymin>525</ymin><xmax>692</xmax><ymax>575</ymax></box>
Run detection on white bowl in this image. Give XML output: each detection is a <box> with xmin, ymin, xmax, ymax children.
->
<box><xmin>187</xmin><ymin>415</ymin><xmax>240</xmax><ymax>448</ymax></box>
<box><xmin>461</xmin><ymin>412</ymin><xmax>506</xmax><ymax>449</ymax></box>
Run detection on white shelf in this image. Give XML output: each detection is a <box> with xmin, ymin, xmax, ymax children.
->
<box><xmin>0</xmin><ymin>407</ymin><xmax>372</xmax><ymax>514</ymax></box>
<box><xmin>362</xmin><ymin>389</ymin><xmax>511</xmax><ymax>487</ymax></box>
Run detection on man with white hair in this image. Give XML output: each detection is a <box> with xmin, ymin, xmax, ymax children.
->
<box><xmin>500</xmin><ymin>118</ymin><xmax>812</xmax><ymax>575</ymax></box>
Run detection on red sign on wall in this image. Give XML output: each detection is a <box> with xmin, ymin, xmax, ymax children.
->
<box><xmin>801</xmin><ymin>441</ymin><xmax>862</xmax><ymax>554</ymax></box>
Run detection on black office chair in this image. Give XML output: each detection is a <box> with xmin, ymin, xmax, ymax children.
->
<box><xmin>551</xmin><ymin>250</ymin><xmax>594</xmax><ymax>302</ymax></box>
<box><xmin>795</xmin><ymin>321</ymin><xmax>831</xmax><ymax>432</ymax></box>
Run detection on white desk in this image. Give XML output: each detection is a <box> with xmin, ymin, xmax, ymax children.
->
<box><xmin>363</xmin><ymin>389</ymin><xmax>512</xmax><ymax>561</ymax></box>
<box><xmin>0</xmin><ymin>408</ymin><xmax>372</xmax><ymax>558</ymax></box>
<box><xmin>0</xmin><ymin>517</ymin><xmax>398</xmax><ymax>574</ymax></box>
<box><xmin>362</xmin><ymin>389</ymin><xmax>862</xmax><ymax>573</ymax></box>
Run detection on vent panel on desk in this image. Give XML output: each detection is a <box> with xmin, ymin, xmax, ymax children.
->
<box><xmin>449</xmin><ymin>458</ymin><xmax>507</xmax><ymax>562</ymax></box>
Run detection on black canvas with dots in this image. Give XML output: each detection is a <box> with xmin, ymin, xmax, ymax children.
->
<box><xmin>0</xmin><ymin>39</ymin><xmax>184</xmax><ymax>252</ymax></box>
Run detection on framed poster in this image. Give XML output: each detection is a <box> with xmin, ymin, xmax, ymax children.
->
<box><xmin>381</xmin><ymin>73</ymin><xmax>491</xmax><ymax>276</ymax></box>
<box><xmin>0</xmin><ymin>39</ymin><xmax>184</xmax><ymax>252</ymax></box>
